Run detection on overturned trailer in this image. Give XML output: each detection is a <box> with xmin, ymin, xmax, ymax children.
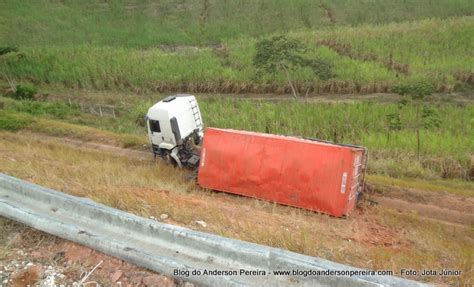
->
<box><xmin>146</xmin><ymin>95</ymin><xmax>368</xmax><ymax>217</ymax></box>
<box><xmin>197</xmin><ymin>128</ymin><xmax>368</xmax><ymax>217</ymax></box>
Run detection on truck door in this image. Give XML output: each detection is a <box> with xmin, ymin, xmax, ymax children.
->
<box><xmin>149</xmin><ymin>119</ymin><xmax>163</xmax><ymax>142</ymax></box>
<box><xmin>149</xmin><ymin>118</ymin><xmax>175</xmax><ymax>148</ymax></box>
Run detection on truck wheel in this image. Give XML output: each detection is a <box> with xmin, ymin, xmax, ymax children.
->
<box><xmin>168</xmin><ymin>157</ymin><xmax>178</xmax><ymax>167</ymax></box>
<box><xmin>164</xmin><ymin>153</ymin><xmax>180</xmax><ymax>167</ymax></box>
<box><xmin>159</xmin><ymin>150</ymin><xmax>174</xmax><ymax>166</ymax></box>
<box><xmin>162</xmin><ymin>153</ymin><xmax>176</xmax><ymax>166</ymax></box>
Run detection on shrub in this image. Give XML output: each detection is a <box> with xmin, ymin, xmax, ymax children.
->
<box><xmin>388</xmin><ymin>81</ymin><xmax>439</xmax><ymax>159</ymax></box>
<box><xmin>6</xmin><ymin>84</ymin><xmax>38</xmax><ymax>101</ymax></box>
<box><xmin>253</xmin><ymin>35</ymin><xmax>334</xmax><ymax>97</ymax></box>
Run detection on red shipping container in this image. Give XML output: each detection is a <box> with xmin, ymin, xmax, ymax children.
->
<box><xmin>198</xmin><ymin>128</ymin><xmax>367</xmax><ymax>217</ymax></box>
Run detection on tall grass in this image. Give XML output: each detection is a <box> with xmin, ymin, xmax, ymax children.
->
<box><xmin>200</xmin><ymin>98</ymin><xmax>472</xmax><ymax>154</ymax></box>
<box><xmin>1</xmin><ymin>95</ymin><xmax>472</xmax><ymax>179</ymax></box>
<box><xmin>1</xmin><ymin>0</ymin><xmax>472</xmax><ymax>47</ymax></box>
<box><xmin>306</xmin><ymin>17</ymin><xmax>474</xmax><ymax>89</ymax></box>
<box><xmin>1</xmin><ymin>17</ymin><xmax>472</xmax><ymax>93</ymax></box>
<box><xmin>323</xmin><ymin>0</ymin><xmax>474</xmax><ymax>26</ymax></box>
<box><xmin>199</xmin><ymin>98</ymin><xmax>473</xmax><ymax>178</ymax></box>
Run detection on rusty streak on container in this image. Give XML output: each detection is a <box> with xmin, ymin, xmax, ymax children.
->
<box><xmin>197</xmin><ymin>128</ymin><xmax>367</xmax><ymax>217</ymax></box>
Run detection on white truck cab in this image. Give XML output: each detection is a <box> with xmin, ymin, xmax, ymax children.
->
<box><xmin>146</xmin><ymin>94</ymin><xmax>203</xmax><ymax>167</ymax></box>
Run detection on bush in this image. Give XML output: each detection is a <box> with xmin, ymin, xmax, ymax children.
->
<box><xmin>253</xmin><ymin>35</ymin><xmax>334</xmax><ymax>97</ymax></box>
<box><xmin>6</xmin><ymin>84</ymin><xmax>37</xmax><ymax>100</ymax></box>
<box><xmin>0</xmin><ymin>112</ymin><xmax>32</xmax><ymax>131</ymax></box>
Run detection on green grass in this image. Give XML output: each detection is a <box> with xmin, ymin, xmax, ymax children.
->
<box><xmin>0</xmin><ymin>97</ymin><xmax>146</xmax><ymax>148</ymax></box>
<box><xmin>304</xmin><ymin>17</ymin><xmax>474</xmax><ymax>89</ymax></box>
<box><xmin>368</xmin><ymin>174</ymin><xmax>474</xmax><ymax>197</ymax></box>
<box><xmin>4</xmin><ymin>99</ymin><xmax>80</xmax><ymax>119</ymax></box>
<box><xmin>198</xmin><ymin>98</ymin><xmax>473</xmax><ymax>179</ymax></box>
<box><xmin>2</xmin><ymin>95</ymin><xmax>471</xmax><ymax>180</ymax></box>
<box><xmin>1</xmin><ymin>17</ymin><xmax>472</xmax><ymax>94</ymax></box>
<box><xmin>0</xmin><ymin>111</ymin><xmax>32</xmax><ymax>131</ymax></box>
<box><xmin>1</xmin><ymin>0</ymin><xmax>472</xmax><ymax>47</ymax></box>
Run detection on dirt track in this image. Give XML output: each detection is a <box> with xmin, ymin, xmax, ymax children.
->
<box><xmin>45</xmin><ymin>90</ymin><xmax>474</xmax><ymax>108</ymax></box>
<box><xmin>369</xmin><ymin>195</ymin><xmax>473</xmax><ymax>226</ymax></box>
<box><xmin>199</xmin><ymin>91</ymin><xmax>474</xmax><ymax>104</ymax></box>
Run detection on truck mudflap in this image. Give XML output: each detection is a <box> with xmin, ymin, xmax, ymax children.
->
<box><xmin>197</xmin><ymin>128</ymin><xmax>367</xmax><ymax>217</ymax></box>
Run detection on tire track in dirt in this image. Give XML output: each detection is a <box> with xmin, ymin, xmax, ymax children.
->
<box><xmin>23</xmin><ymin>132</ymin><xmax>151</xmax><ymax>161</ymax></box>
<box><xmin>370</xmin><ymin>195</ymin><xmax>473</xmax><ymax>226</ymax></box>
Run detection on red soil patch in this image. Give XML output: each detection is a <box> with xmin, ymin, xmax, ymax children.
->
<box><xmin>0</xmin><ymin>227</ymin><xmax>185</xmax><ymax>286</ymax></box>
<box><xmin>10</xmin><ymin>265</ymin><xmax>42</xmax><ymax>287</ymax></box>
<box><xmin>344</xmin><ymin>215</ymin><xmax>408</xmax><ymax>248</ymax></box>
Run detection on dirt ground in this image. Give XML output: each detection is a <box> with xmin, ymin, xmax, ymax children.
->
<box><xmin>44</xmin><ymin>89</ymin><xmax>474</xmax><ymax>106</ymax></box>
<box><xmin>0</xmin><ymin>218</ymin><xmax>191</xmax><ymax>287</ymax></box>
<box><xmin>365</xmin><ymin>183</ymin><xmax>474</xmax><ymax>226</ymax></box>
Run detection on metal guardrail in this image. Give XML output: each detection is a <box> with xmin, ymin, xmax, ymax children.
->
<box><xmin>0</xmin><ymin>173</ymin><xmax>429</xmax><ymax>287</ymax></box>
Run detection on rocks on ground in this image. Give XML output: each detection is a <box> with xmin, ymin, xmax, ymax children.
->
<box><xmin>0</xmin><ymin>228</ymin><xmax>193</xmax><ymax>286</ymax></box>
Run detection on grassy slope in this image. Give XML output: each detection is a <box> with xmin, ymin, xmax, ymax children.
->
<box><xmin>305</xmin><ymin>17</ymin><xmax>474</xmax><ymax>89</ymax></box>
<box><xmin>1</xmin><ymin>95</ymin><xmax>472</xmax><ymax>179</ymax></box>
<box><xmin>0</xmin><ymin>131</ymin><xmax>472</xmax><ymax>285</ymax></box>
<box><xmin>1</xmin><ymin>2</ymin><xmax>473</xmax><ymax>93</ymax></box>
<box><xmin>2</xmin><ymin>0</ymin><xmax>472</xmax><ymax>46</ymax></box>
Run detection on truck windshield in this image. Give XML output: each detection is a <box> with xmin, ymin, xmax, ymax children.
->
<box><xmin>149</xmin><ymin>120</ymin><xmax>161</xmax><ymax>133</ymax></box>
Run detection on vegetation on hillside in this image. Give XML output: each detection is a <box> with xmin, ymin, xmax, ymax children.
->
<box><xmin>253</xmin><ymin>35</ymin><xmax>334</xmax><ymax>98</ymax></box>
<box><xmin>2</xmin><ymin>0</ymin><xmax>473</xmax><ymax>46</ymax></box>
<box><xmin>0</xmin><ymin>1</ymin><xmax>473</xmax><ymax>93</ymax></box>
<box><xmin>0</xmin><ymin>1</ymin><xmax>472</xmax><ymax>285</ymax></box>
<box><xmin>1</xmin><ymin>94</ymin><xmax>472</xmax><ymax>180</ymax></box>
<box><xmin>200</xmin><ymin>98</ymin><xmax>473</xmax><ymax>179</ymax></box>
